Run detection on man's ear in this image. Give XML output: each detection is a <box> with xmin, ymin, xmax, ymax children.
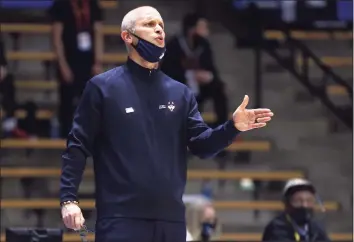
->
<box><xmin>121</xmin><ymin>30</ymin><xmax>133</xmax><ymax>44</ymax></box>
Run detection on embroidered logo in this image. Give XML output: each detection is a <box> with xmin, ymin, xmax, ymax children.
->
<box><xmin>167</xmin><ymin>102</ymin><xmax>175</xmax><ymax>112</ymax></box>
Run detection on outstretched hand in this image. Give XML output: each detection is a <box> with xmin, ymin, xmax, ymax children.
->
<box><xmin>233</xmin><ymin>95</ymin><xmax>274</xmax><ymax>131</ymax></box>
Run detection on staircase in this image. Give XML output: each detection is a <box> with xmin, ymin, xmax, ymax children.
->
<box><xmin>195</xmin><ymin>0</ymin><xmax>353</xmax><ymax>232</ymax></box>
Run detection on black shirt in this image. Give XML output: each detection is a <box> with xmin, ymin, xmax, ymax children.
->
<box><xmin>60</xmin><ymin>58</ymin><xmax>240</xmax><ymax>221</ymax></box>
<box><xmin>0</xmin><ymin>38</ymin><xmax>7</xmax><ymax>66</ymax></box>
<box><xmin>160</xmin><ymin>34</ymin><xmax>220</xmax><ymax>85</ymax></box>
<box><xmin>262</xmin><ymin>213</ymin><xmax>331</xmax><ymax>242</ymax></box>
<box><xmin>48</xmin><ymin>0</ymin><xmax>103</xmax><ymax>67</ymax></box>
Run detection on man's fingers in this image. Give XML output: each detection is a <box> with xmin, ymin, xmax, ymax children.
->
<box><xmin>250</xmin><ymin>123</ymin><xmax>266</xmax><ymax>129</ymax></box>
<box><xmin>80</xmin><ymin>214</ymin><xmax>85</xmax><ymax>227</ymax></box>
<box><xmin>254</xmin><ymin>109</ymin><xmax>272</xmax><ymax>115</ymax></box>
<box><xmin>62</xmin><ymin>208</ymin><xmax>73</xmax><ymax>229</ymax></box>
<box><xmin>239</xmin><ymin>95</ymin><xmax>249</xmax><ymax>109</ymax></box>
<box><xmin>74</xmin><ymin>214</ymin><xmax>83</xmax><ymax>230</ymax></box>
<box><xmin>63</xmin><ymin>216</ymin><xmax>71</xmax><ymax>229</ymax></box>
<box><xmin>256</xmin><ymin>117</ymin><xmax>271</xmax><ymax>123</ymax></box>
<box><xmin>255</xmin><ymin>111</ymin><xmax>274</xmax><ymax>118</ymax></box>
<box><xmin>64</xmin><ymin>215</ymin><xmax>74</xmax><ymax>229</ymax></box>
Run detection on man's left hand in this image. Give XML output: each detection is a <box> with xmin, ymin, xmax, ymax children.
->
<box><xmin>233</xmin><ymin>95</ymin><xmax>274</xmax><ymax>131</ymax></box>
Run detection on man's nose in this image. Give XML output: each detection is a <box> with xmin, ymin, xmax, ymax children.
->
<box><xmin>301</xmin><ymin>201</ymin><xmax>311</xmax><ymax>208</ymax></box>
<box><xmin>155</xmin><ymin>26</ymin><xmax>163</xmax><ymax>35</ymax></box>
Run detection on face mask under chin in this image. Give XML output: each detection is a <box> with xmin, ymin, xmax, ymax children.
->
<box><xmin>129</xmin><ymin>33</ymin><xmax>166</xmax><ymax>63</ymax></box>
<box><xmin>288</xmin><ymin>207</ymin><xmax>314</xmax><ymax>225</ymax></box>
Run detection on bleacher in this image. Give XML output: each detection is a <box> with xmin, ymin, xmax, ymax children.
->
<box><xmin>0</xmin><ymin>1</ymin><xmax>352</xmax><ymax>241</ymax></box>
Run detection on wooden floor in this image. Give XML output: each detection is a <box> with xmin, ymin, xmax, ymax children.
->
<box><xmin>0</xmin><ymin>167</ymin><xmax>304</xmax><ymax>180</ymax></box>
<box><xmin>0</xmin><ymin>199</ymin><xmax>340</xmax><ymax>211</ymax></box>
<box><xmin>1</xmin><ymin>138</ymin><xmax>271</xmax><ymax>152</ymax></box>
<box><xmin>0</xmin><ymin>232</ymin><xmax>352</xmax><ymax>242</ymax></box>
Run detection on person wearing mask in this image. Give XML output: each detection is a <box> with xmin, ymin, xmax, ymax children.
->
<box><xmin>160</xmin><ymin>13</ymin><xmax>228</xmax><ymax>127</ymax></box>
<box><xmin>48</xmin><ymin>0</ymin><xmax>103</xmax><ymax>138</ymax></box>
<box><xmin>59</xmin><ymin>6</ymin><xmax>273</xmax><ymax>242</ymax></box>
<box><xmin>262</xmin><ymin>178</ymin><xmax>331</xmax><ymax>242</ymax></box>
<box><xmin>184</xmin><ymin>194</ymin><xmax>219</xmax><ymax>241</ymax></box>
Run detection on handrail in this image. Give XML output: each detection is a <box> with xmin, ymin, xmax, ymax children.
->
<box><xmin>285</xmin><ymin>34</ymin><xmax>353</xmax><ymax>99</ymax></box>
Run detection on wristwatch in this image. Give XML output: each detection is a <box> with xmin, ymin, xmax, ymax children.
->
<box><xmin>60</xmin><ymin>200</ymin><xmax>79</xmax><ymax>207</ymax></box>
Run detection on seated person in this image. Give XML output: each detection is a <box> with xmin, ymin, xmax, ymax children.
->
<box><xmin>0</xmin><ymin>37</ymin><xmax>32</xmax><ymax>138</ymax></box>
<box><xmin>262</xmin><ymin>178</ymin><xmax>330</xmax><ymax>242</ymax></box>
<box><xmin>183</xmin><ymin>194</ymin><xmax>219</xmax><ymax>241</ymax></box>
<box><xmin>160</xmin><ymin>13</ymin><xmax>228</xmax><ymax>127</ymax></box>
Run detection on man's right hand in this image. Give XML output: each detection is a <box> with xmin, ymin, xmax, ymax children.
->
<box><xmin>60</xmin><ymin>64</ymin><xmax>73</xmax><ymax>83</ymax></box>
<box><xmin>61</xmin><ymin>203</ymin><xmax>85</xmax><ymax>230</ymax></box>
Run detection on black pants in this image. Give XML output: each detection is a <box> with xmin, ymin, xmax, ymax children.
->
<box><xmin>0</xmin><ymin>74</ymin><xmax>37</xmax><ymax>135</ymax></box>
<box><xmin>58</xmin><ymin>64</ymin><xmax>92</xmax><ymax>138</ymax></box>
<box><xmin>95</xmin><ymin>217</ymin><xmax>186</xmax><ymax>242</ymax></box>
<box><xmin>197</xmin><ymin>80</ymin><xmax>228</xmax><ymax>126</ymax></box>
<box><xmin>0</xmin><ymin>74</ymin><xmax>16</xmax><ymax>117</ymax></box>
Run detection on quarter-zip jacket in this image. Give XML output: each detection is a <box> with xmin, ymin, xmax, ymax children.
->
<box><xmin>60</xmin><ymin>58</ymin><xmax>241</xmax><ymax>221</ymax></box>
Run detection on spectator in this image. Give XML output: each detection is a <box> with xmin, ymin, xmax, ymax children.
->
<box><xmin>262</xmin><ymin>178</ymin><xmax>331</xmax><ymax>242</ymax></box>
<box><xmin>0</xmin><ymin>37</ymin><xmax>31</xmax><ymax>138</ymax></box>
<box><xmin>160</xmin><ymin>13</ymin><xmax>228</xmax><ymax>127</ymax></box>
<box><xmin>48</xmin><ymin>0</ymin><xmax>104</xmax><ymax>138</ymax></box>
<box><xmin>183</xmin><ymin>194</ymin><xmax>219</xmax><ymax>241</ymax></box>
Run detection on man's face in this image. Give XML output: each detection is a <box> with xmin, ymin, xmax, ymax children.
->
<box><xmin>290</xmin><ymin>190</ymin><xmax>316</xmax><ymax>209</ymax></box>
<box><xmin>195</xmin><ymin>19</ymin><xmax>209</xmax><ymax>38</ymax></box>
<box><xmin>133</xmin><ymin>9</ymin><xmax>165</xmax><ymax>48</ymax></box>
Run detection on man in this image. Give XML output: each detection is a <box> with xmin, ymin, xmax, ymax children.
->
<box><xmin>60</xmin><ymin>6</ymin><xmax>273</xmax><ymax>242</ymax></box>
<box><xmin>48</xmin><ymin>0</ymin><xmax>103</xmax><ymax>138</ymax></box>
<box><xmin>160</xmin><ymin>13</ymin><xmax>228</xmax><ymax>127</ymax></box>
<box><xmin>262</xmin><ymin>178</ymin><xmax>331</xmax><ymax>242</ymax></box>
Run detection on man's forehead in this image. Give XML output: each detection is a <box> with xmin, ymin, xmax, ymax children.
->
<box><xmin>292</xmin><ymin>190</ymin><xmax>314</xmax><ymax>198</ymax></box>
<box><xmin>136</xmin><ymin>9</ymin><xmax>163</xmax><ymax>22</ymax></box>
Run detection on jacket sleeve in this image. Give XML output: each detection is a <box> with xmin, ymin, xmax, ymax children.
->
<box><xmin>60</xmin><ymin>79</ymin><xmax>103</xmax><ymax>203</ymax></box>
<box><xmin>313</xmin><ymin>221</ymin><xmax>332</xmax><ymax>242</ymax></box>
<box><xmin>186</xmin><ymin>88</ymin><xmax>240</xmax><ymax>158</ymax></box>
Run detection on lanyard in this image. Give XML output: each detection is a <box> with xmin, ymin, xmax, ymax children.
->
<box><xmin>286</xmin><ymin>214</ymin><xmax>308</xmax><ymax>242</ymax></box>
<box><xmin>71</xmin><ymin>0</ymin><xmax>91</xmax><ymax>31</ymax></box>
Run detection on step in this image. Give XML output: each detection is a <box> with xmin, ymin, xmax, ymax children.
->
<box><xmin>299</xmin><ymin>133</ymin><xmax>352</xmax><ymax>149</ymax></box>
<box><xmin>263</xmin><ymin>100</ymin><xmax>327</xmax><ymax>120</ymax></box>
<box><xmin>302</xmin><ymin>40</ymin><xmax>352</xmax><ymax>56</ymax></box>
<box><xmin>251</xmin><ymin>119</ymin><xmax>330</xmax><ymax>150</ymax></box>
<box><xmin>221</xmin><ymin>211</ymin><xmax>353</xmax><ymax>232</ymax></box>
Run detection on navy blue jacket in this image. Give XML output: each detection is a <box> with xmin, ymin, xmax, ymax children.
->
<box><xmin>60</xmin><ymin>58</ymin><xmax>240</xmax><ymax>221</ymax></box>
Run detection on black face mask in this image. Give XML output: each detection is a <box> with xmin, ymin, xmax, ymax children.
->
<box><xmin>201</xmin><ymin>221</ymin><xmax>216</xmax><ymax>241</ymax></box>
<box><xmin>288</xmin><ymin>207</ymin><xmax>314</xmax><ymax>225</ymax></box>
<box><xmin>130</xmin><ymin>33</ymin><xmax>166</xmax><ymax>63</ymax></box>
